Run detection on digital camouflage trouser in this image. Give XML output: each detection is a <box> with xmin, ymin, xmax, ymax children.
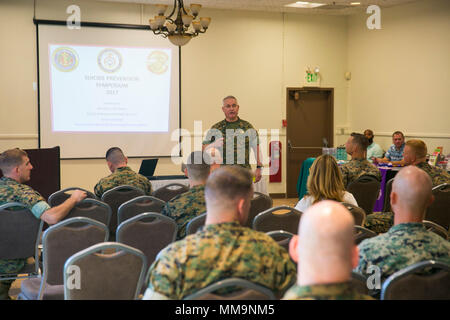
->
<box><xmin>364</xmin><ymin>212</ymin><xmax>394</xmax><ymax>234</ymax></box>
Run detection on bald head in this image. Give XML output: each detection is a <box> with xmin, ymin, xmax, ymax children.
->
<box><xmin>391</xmin><ymin>166</ymin><xmax>433</xmax><ymax>223</ymax></box>
<box><xmin>291</xmin><ymin>201</ymin><xmax>358</xmax><ymax>286</ymax></box>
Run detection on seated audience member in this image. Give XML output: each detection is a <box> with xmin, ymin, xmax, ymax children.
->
<box><xmin>340</xmin><ymin>133</ymin><xmax>381</xmax><ymax>188</ymax></box>
<box><xmin>365</xmin><ymin>139</ymin><xmax>450</xmax><ymax>234</ymax></box>
<box><xmin>355</xmin><ymin>166</ymin><xmax>450</xmax><ymax>285</ymax></box>
<box><xmin>403</xmin><ymin>139</ymin><xmax>450</xmax><ymax>186</ymax></box>
<box><xmin>161</xmin><ymin>151</ymin><xmax>210</xmax><ymax>240</ymax></box>
<box><xmin>284</xmin><ymin>201</ymin><xmax>373</xmax><ymax>300</ymax></box>
<box><xmin>143</xmin><ymin>166</ymin><xmax>296</xmax><ymax>300</ymax></box>
<box><xmin>295</xmin><ymin>155</ymin><xmax>358</xmax><ymax>212</ymax></box>
<box><xmin>94</xmin><ymin>147</ymin><xmax>152</xmax><ymax>198</ymax></box>
<box><xmin>364</xmin><ymin>129</ymin><xmax>384</xmax><ymax>160</ymax></box>
<box><xmin>0</xmin><ymin>148</ymin><xmax>86</xmax><ymax>300</ymax></box>
<box><xmin>374</xmin><ymin>131</ymin><xmax>405</xmax><ymax>166</ymax></box>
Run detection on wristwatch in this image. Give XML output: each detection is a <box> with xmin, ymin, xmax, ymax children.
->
<box><xmin>256</xmin><ymin>165</ymin><xmax>263</xmax><ymax>169</ymax></box>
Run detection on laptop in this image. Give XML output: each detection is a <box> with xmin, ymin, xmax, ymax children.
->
<box><xmin>138</xmin><ymin>159</ymin><xmax>158</xmax><ymax>177</ymax></box>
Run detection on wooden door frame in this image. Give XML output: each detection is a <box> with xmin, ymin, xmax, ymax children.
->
<box><xmin>286</xmin><ymin>87</ymin><xmax>334</xmax><ymax>198</ymax></box>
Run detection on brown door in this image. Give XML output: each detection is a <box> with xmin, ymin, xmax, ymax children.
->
<box><xmin>286</xmin><ymin>87</ymin><xmax>334</xmax><ymax>198</ymax></box>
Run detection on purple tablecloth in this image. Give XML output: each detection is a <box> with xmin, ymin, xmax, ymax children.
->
<box><xmin>373</xmin><ymin>166</ymin><xmax>402</xmax><ymax>212</ymax></box>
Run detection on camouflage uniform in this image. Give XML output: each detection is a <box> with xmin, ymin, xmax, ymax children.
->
<box><xmin>339</xmin><ymin>158</ymin><xmax>381</xmax><ymax>188</ymax></box>
<box><xmin>161</xmin><ymin>184</ymin><xmax>206</xmax><ymax>240</ymax></box>
<box><xmin>364</xmin><ymin>212</ymin><xmax>394</xmax><ymax>234</ymax></box>
<box><xmin>355</xmin><ymin>223</ymin><xmax>450</xmax><ymax>285</ymax></box>
<box><xmin>203</xmin><ymin>118</ymin><xmax>259</xmax><ymax>169</ymax></box>
<box><xmin>145</xmin><ymin>221</ymin><xmax>296</xmax><ymax>299</ymax></box>
<box><xmin>94</xmin><ymin>166</ymin><xmax>152</xmax><ymax>198</ymax></box>
<box><xmin>0</xmin><ymin>176</ymin><xmax>49</xmax><ymax>299</ymax></box>
<box><xmin>416</xmin><ymin>162</ymin><xmax>450</xmax><ymax>187</ymax></box>
<box><xmin>282</xmin><ymin>282</ymin><xmax>374</xmax><ymax>300</ymax></box>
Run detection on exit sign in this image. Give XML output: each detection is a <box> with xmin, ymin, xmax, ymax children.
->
<box><xmin>305</xmin><ymin>72</ymin><xmax>320</xmax><ymax>86</ymax></box>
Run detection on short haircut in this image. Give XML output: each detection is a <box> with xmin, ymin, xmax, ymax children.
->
<box><xmin>186</xmin><ymin>151</ymin><xmax>211</xmax><ymax>181</ymax></box>
<box><xmin>406</xmin><ymin>139</ymin><xmax>427</xmax><ymax>159</ymax></box>
<box><xmin>350</xmin><ymin>132</ymin><xmax>369</xmax><ymax>151</ymax></box>
<box><xmin>0</xmin><ymin>148</ymin><xmax>27</xmax><ymax>174</ymax></box>
<box><xmin>222</xmin><ymin>95</ymin><xmax>238</xmax><ymax>104</ymax></box>
<box><xmin>392</xmin><ymin>131</ymin><xmax>404</xmax><ymax>138</ymax></box>
<box><xmin>307</xmin><ymin>154</ymin><xmax>346</xmax><ymax>203</ymax></box>
<box><xmin>364</xmin><ymin>129</ymin><xmax>374</xmax><ymax>137</ymax></box>
<box><xmin>205</xmin><ymin>165</ymin><xmax>253</xmax><ymax>204</ymax></box>
<box><xmin>105</xmin><ymin>147</ymin><xmax>126</xmax><ymax>165</ymax></box>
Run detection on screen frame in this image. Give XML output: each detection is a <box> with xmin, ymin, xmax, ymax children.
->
<box><xmin>34</xmin><ymin>19</ymin><xmax>182</xmax><ymax>160</ymax></box>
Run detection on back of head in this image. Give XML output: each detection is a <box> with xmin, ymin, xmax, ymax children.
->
<box><xmin>307</xmin><ymin>155</ymin><xmax>345</xmax><ymax>203</ymax></box>
<box><xmin>186</xmin><ymin>151</ymin><xmax>211</xmax><ymax>182</ymax></box>
<box><xmin>350</xmin><ymin>132</ymin><xmax>369</xmax><ymax>152</ymax></box>
<box><xmin>392</xmin><ymin>165</ymin><xmax>432</xmax><ymax>221</ymax></box>
<box><xmin>105</xmin><ymin>147</ymin><xmax>126</xmax><ymax>165</ymax></box>
<box><xmin>0</xmin><ymin>148</ymin><xmax>27</xmax><ymax>175</ymax></box>
<box><xmin>205</xmin><ymin>165</ymin><xmax>253</xmax><ymax>211</ymax></box>
<box><xmin>405</xmin><ymin>139</ymin><xmax>427</xmax><ymax>159</ymax></box>
<box><xmin>298</xmin><ymin>201</ymin><xmax>355</xmax><ymax>285</ymax></box>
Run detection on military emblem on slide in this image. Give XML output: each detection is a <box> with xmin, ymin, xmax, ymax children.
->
<box><xmin>52</xmin><ymin>47</ymin><xmax>79</xmax><ymax>72</ymax></box>
<box><xmin>147</xmin><ymin>51</ymin><xmax>169</xmax><ymax>74</ymax></box>
<box><xmin>97</xmin><ymin>48</ymin><xmax>122</xmax><ymax>73</ymax></box>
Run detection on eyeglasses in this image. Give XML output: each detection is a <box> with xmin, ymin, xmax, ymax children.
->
<box><xmin>223</xmin><ymin>104</ymin><xmax>238</xmax><ymax>109</ymax></box>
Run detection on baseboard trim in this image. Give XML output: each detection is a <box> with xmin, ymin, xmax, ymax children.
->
<box><xmin>269</xmin><ymin>193</ymin><xmax>286</xmax><ymax>199</ymax></box>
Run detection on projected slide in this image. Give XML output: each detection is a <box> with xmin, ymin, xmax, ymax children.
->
<box><xmin>49</xmin><ymin>45</ymin><xmax>172</xmax><ymax>132</ymax></box>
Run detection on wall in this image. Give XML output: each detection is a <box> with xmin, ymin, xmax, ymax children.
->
<box><xmin>0</xmin><ymin>0</ymin><xmax>348</xmax><ymax>194</ymax></box>
<box><xmin>346</xmin><ymin>0</ymin><xmax>450</xmax><ymax>153</ymax></box>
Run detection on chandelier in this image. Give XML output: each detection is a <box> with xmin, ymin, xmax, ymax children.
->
<box><xmin>149</xmin><ymin>1</ymin><xmax>211</xmax><ymax>46</ymax></box>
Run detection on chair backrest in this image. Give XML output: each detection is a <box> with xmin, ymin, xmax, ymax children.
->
<box><xmin>422</xmin><ymin>220</ymin><xmax>448</xmax><ymax>240</ymax></box>
<box><xmin>347</xmin><ymin>175</ymin><xmax>381</xmax><ymax>215</ymax></box>
<box><xmin>63</xmin><ymin>242</ymin><xmax>147</xmax><ymax>300</ymax></box>
<box><xmin>183</xmin><ymin>278</ymin><xmax>276</xmax><ymax>300</ymax></box>
<box><xmin>381</xmin><ymin>260</ymin><xmax>450</xmax><ymax>300</ymax></box>
<box><xmin>116</xmin><ymin>213</ymin><xmax>177</xmax><ymax>267</ymax></box>
<box><xmin>117</xmin><ymin>195</ymin><xmax>166</xmax><ymax>226</ymax></box>
<box><xmin>351</xmin><ymin>272</ymin><xmax>369</xmax><ymax>295</ymax></box>
<box><xmin>185</xmin><ymin>212</ymin><xmax>207</xmax><ymax>236</ymax></box>
<box><xmin>244</xmin><ymin>192</ymin><xmax>273</xmax><ymax>228</ymax></box>
<box><xmin>354</xmin><ymin>226</ymin><xmax>377</xmax><ymax>245</ymax></box>
<box><xmin>425</xmin><ymin>183</ymin><xmax>450</xmax><ymax>230</ymax></box>
<box><xmin>48</xmin><ymin>187</ymin><xmax>97</xmax><ymax>208</ymax></box>
<box><xmin>152</xmin><ymin>183</ymin><xmax>189</xmax><ymax>202</ymax></box>
<box><xmin>0</xmin><ymin>202</ymin><xmax>43</xmax><ymax>261</ymax></box>
<box><xmin>383</xmin><ymin>178</ymin><xmax>395</xmax><ymax>212</ymax></box>
<box><xmin>341</xmin><ymin>202</ymin><xmax>366</xmax><ymax>226</ymax></box>
<box><xmin>252</xmin><ymin>206</ymin><xmax>302</xmax><ymax>234</ymax></box>
<box><xmin>40</xmin><ymin>217</ymin><xmax>109</xmax><ymax>299</ymax></box>
<box><xmin>62</xmin><ymin>199</ymin><xmax>112</xmax><ymax>229</ymax></box>
<box><xmin>101</xmin><ymin>185</ymin><xmax>145</xmax><ymax>234</ymax></box>
<box><xmin>266</xmin><ymin>230</ymin><xmax>294</xmax><ymax>251</ymax></box>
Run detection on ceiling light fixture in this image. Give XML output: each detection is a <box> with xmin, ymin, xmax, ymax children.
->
<box><xmin>149</xmin><ymin>1</ymin><xmax>211</xmax><ymax>46</ymax></box>
<box><xmin>285</xmin><ymin>1</ymin><xmax>326</xmax><ymax>9</ymax></box>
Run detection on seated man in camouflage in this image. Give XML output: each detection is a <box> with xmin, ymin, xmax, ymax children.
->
<box><xmin>161</xmin><ymin>151</ymin><xmax>210</xmax><ymax>240</ymax></box>
<box><xmin>364</xmin><ymin>139</ymin><xmax>450</xmax><ymax>234</ymax></box>
<box><xmin>0</xmin><ymin>148</ymin><xmax>86</xmax><ymax>300</ymax></box>
<box><xmin>340</xmin><ymin>133</ymin><xmax>381</xmax><ymax>188</ymax></box>
<box><xmin>283</xmin><ymin>201</ymin><xmax>373</xmax><ymax>300</ymax></box>
<box><xmin>94</xmin><ymin>147</ymin><xmax>152</xmax><ymax>198</ymax></box>
<box><xmin>355</xmin><ymin>166</ymin><xmax>450</xmax><ymax>289</ymax></box>
<box><xmin>143</xmin><ymin>165</ymin><xmax>296</xmax><ymax>300</ymax></box>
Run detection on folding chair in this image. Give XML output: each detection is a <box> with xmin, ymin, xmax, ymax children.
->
<box><xmin>381</xmin><ymin>260</ymin><xmax>450</xmax><ymax>300</ymax></box>
<box><xmin>422</xmin><ymin>220</ymin><xmax>448</xmax><ymax>240</ymax></box>
<box><xmin>341</xmin><ymin>202</ymin><xmax>366</xmax><ymax>226</ymax></box>
<box><xmin>244</xmin><ymin>192</ymin><xmax>273</xmax><ymax>228</ymax></box>
<box><xmin>18</xmin><ymin>217</ymin><xmax>108</xmax><ymax>300</ymax></box>
<box><xmin>266</xmin><ymin>230</ymin><xmax>294</xmax><ymax>251</ymax></box>
<box><xmin>425</xmin><ymin>183</ymin><xmax>450</xmax><ymax>230</ymax></box>
<box><xmin>117</xmin><ymin>195</ymin><xmax>165</xmax><ymax>226</ymax></box>
<box><xmin>185</xmin><ymin>212</ymin><xmax>207</xmax><ymax>236</ymax></box>
<box><xmin>347</xmin><ymin>175</ymin><xmax>381</xmax><ymax>215</ymax></box>
<box><xmin>0</xmin><ymin>202</ymin><xmax>43</xmax><ymax>281</ymax></box>
<box><xmin>152</xmin><ymin>183</ymin><xmax>189</xmax><ymax>202</ymax></box>
<box><xmin>62</xmin><ymin>198</ymin><xmax>111</xmax><ymax>229</ymax></box>
<box><xmin>253</xmin><ymin>206</ymin><xmax>302</xmax><ymax>234</ymax></box>
<box><xmin>354</xmin><ymin>225</ymin><xmax>377</xmax><ymax>245</ymax></box>
<box><xmin>184</xmin><ymin>278</ymin><xmax>276</xmax><ymax>300</ymax></box>
<box><xmin>63</xmin><ymin>242</ymin><xmax>147</xmax><ymax>300</ymax></box>
<box><xmin>48</xmin><ymin>187</ymin><xmax>97</xmax><ymax>207</ymax></box>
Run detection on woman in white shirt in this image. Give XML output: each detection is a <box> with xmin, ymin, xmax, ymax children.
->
<box><xmin>295</xmin><ymin>154</ymin><xmax>358</xmax><ymax>212</ymax></box>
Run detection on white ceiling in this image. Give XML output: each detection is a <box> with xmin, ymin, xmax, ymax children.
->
<box><xmin>94</xmin><ymin>0</ymin><xmax>422</xmax><ymax>15</ymax></box>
